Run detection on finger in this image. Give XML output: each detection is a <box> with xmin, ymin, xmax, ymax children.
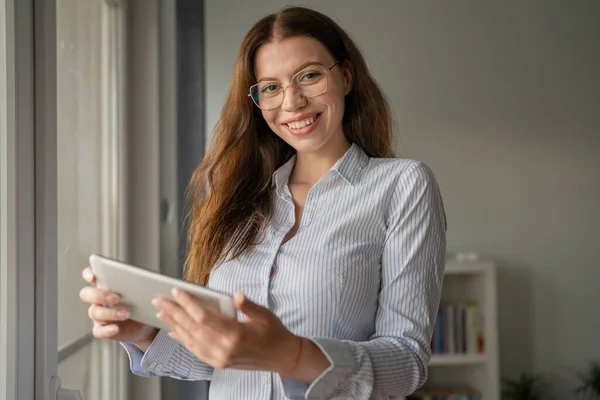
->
<box><xmin>82</xmin><ymin>267</ymin><xmax>96</xmax><ymax>284</ymax></box>
<box><xmin>92</xmin><ymin>321</ymin><xmax>119</xmax><ymax>339</ymax></box>
<box><xmin>80</xmin><ymin>286</ymin><xmax>120</xmax><ymax>306</ymax></box>
<box><xmin>156</xmin><ymin>310</ymin><xmax>177</xmax><ymax>328</ymax></box>
<box><xmin>152</xmin><ymin>296</ymin><xmax>196</xmax><ymax>333</ymax></box>
<box><xmin>168</xmin><ymin>321</ymin><xmax>216</xmax><ymax>365</ymax></box>
<box><xmin>171</xmin><ymin>288</ymin><xmax>210</xmax><ymax>323</ymax></box>
<box><xmin>172</xmin><ymin>289</ymin><xmax>234</xmax><ymax>332</ymax></box>
<box><xmin>156</xmin><ymin>308</ymin><xmax>197</xmax><ymax>349</ymax></box>
<box><xmin>235</xmin><ymin>292</ymin><xmax>272</xmax><ymax>322</ymax></box>
<box><xmin>88</xmin><ymin>304</ymin><xmax>130</xmax><ymax>322</ymax></box>
<box><xmin>172</xmin><ymin>323</ymin><xmax>195</xmax><ymax>345</ymax></box>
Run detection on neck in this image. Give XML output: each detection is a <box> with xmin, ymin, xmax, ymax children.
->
<box><xmin>289</xmin><ymin>135</ymin><xmax>351</xmax><ymax>186</ymax></box>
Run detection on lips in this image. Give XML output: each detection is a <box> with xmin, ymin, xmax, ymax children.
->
<box><xmin>281</xmin><ymin>112</ymin><xmax>322</xmax><ymax>138</ymax></box>
<box><xmin>283</xmin><ymin>113</ymin><xmax>322</xmax><ymax>130</ymax></box>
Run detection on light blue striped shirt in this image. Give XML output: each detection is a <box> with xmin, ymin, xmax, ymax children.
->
<box><xmin>122</xmin><ymin>143</ymin><xmax>447</xmax><ymax>399</ymax></box>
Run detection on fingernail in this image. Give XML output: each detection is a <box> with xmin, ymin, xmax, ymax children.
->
<box><xmin>107</xmin><ymin>325</ymin><xmax>118</xmax><ymax>334</ymax></box>
<box><xmin>152</xmin><ymin>298</ymin><xmax>160</xmax><ymax>307</ymax></box>
<box><xmin>116</xmin><ymin>310</ymin><xmax>129</xmax><ymax>319</ymax></box>
<box><xmin>172</xmin><ymin>288</ymin><xmax>181</xmax><ymax>298</ymax></box>
<box><xmin>156</xmin><ymin>311</ymin><xmax>163</xmax><ymax>320</ymax></box>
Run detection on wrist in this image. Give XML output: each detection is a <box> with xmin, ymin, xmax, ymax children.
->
<box><xmin>134</xmin><ymin>328</ymin><xmax>158</xmax><ymax>352</ymax></box>
<box><xmin>278</xmin><ymin>337</ymin><xmax>330</xmax><ymax>383</ymax></box>
<box><xmin>278</xmin><ymin>335</ymin><xmax>303</xmax><ymax>378</ymax></box>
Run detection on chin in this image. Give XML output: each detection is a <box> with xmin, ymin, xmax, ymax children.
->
<box><xmin>285</xmin><ymin>135</ymin><xmax>335</xmax><ymax>155</ymax></box>
<box><xmin>287</xmin><ymin>141</ymin><xmax>321</xmax><ymax>153</ymax></box>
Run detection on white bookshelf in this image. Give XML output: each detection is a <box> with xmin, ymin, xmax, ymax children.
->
<box><xmin>423</xmin><ymin>260</ymin><xmax>500</xmax><ymax>399</ymax></box>
<box><xmin>428</xmin><ymin>353</ymin><xmax>487</xmax><ymax>367</ymax></box>
<box><xmin>391</xmin><ymin>260</ymin><xmax>500</xmax><ymax>400</ymax></box>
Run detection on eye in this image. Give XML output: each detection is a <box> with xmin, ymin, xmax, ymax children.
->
<box><xmin>298</xmin><ymin>71</ymin><xmax>322</xmax><ymax>82</ymax></box>
<box><xmin>260</xmin><ymin>83</ymin><xmax>280</xmax><ymax>93</ymax></box>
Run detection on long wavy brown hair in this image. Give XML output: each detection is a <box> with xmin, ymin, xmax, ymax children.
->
<box><xmin>184</xmin><ymin>6</ymin><xmax>395</xmax><ymax>285</ymax></box>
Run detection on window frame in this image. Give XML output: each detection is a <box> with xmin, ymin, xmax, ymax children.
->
<box><xmin>0</xmin><ymin>0</ymin><xmax>129</xmax><ymax>399</ymax></box>
<box><xmin>0</xmin><ymin>0</ymin><xmax>36</xmax><ymax>399</ymax></box>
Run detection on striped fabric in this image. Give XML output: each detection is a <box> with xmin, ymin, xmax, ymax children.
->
<box><xmin>122</xmin><ymin>143</ymin><xmax>447</xmax><ymax>399</ymax></box>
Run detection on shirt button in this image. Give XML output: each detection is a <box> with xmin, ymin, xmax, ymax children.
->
<box><xmin>262</xmin><ymin>373</ymin><xmax>269</xmax><ymax>384</ymax></box>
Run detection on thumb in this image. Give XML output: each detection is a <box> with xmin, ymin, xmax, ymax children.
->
<box><xmin>234</xmin><ymin>292</ymin><xmax>271</xmax><ymax>322</ymax></box>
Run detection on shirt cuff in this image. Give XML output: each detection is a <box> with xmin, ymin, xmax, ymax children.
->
<box><xmin>278</xmin><ymin>337</ymin><xmax>359</xmax><ymax>399</ymax></box>
<box><xmin>120</xmin><ymin>342</ymin><xmax>156</xmax><ymax>378</ymax></box>
<box><xmin>279</xmin><ymin>377</ymin><xmax>310</xmax><ymax>400</ymax></box>
<box><xmin>139</xmin><ymin>329</ymin><xmax>185</xmax><ymax>377</ymax></box>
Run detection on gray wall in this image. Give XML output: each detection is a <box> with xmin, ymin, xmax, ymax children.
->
<box><xmin>204</xmin><ymin>0</ymin><xmax>600</xmax><ymax>396</ymax></box>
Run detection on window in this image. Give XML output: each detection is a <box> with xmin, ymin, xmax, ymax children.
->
<box><xmin>0</xmin><ymin>0</ymin><xmax>129</xmax><ymax>399</ymax></box>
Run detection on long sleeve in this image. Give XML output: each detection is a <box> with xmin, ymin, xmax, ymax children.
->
<box><xmin>121</xmin><ymin>329</ymin><xmax>215</xmax><ymax>381</ymax></box>
<box><xmin>287</xmin><ymin>161</ymin><xmax>446</xmax><ymax>399</ymax></box>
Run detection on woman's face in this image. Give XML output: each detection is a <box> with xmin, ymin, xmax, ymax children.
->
<box><xmin>253</xmin><ymin>36</ymin><xmax>352</xmax><ymax>157</ymax></box>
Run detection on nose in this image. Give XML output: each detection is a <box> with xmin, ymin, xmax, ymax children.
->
<box><xmin>281</xmin><ymin>85</ymin><xmax>306</xmax><ymax>111</ymax></box>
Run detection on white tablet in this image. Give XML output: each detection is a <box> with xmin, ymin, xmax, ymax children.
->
<box><xmin>89</xmin><ymin>254</ymin><xmax>236</xmax><ymax>331</ymax></box>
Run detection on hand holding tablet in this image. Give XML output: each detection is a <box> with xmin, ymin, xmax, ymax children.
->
<box><xmin>80</xmin><ymin>266</ymin><xmax>159</xmax><ymax>350</ymax></box>
<box><xmin>82</xmin><ymin>254</ymin><xmax>311</xmax><ymax>380</ymax></box>
<box><xmin>85</xmin><ymin>254</ymin><xmax>236</xmax><ymax>332</ymax></box>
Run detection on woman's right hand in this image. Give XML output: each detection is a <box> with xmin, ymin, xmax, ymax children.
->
<box><xmin>79</xmin><ymin>267</ymin><xmax>158</xmax><ymax>352</ymax></box>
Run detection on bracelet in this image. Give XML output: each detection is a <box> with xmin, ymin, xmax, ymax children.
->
<box><xmin>280</xmin><ymin>336</ymin><xmax>303</xmax><ymax>378</ymax></box>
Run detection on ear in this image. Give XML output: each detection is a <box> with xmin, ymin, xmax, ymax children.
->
<box><xmin>342</xmin><ymin>63</ymin><xmax>353</xmax><ymax>95</ymax></box>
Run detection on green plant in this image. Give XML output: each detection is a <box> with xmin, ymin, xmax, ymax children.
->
<box><xmin>575</xmin><ymin>361</ymin><xmax>600</xmax><ymax>398</ymax></box>
<box><xmin>502</xmin><ymin>373</ymin><xmax>546</xmax><ymax>400</ymax></box>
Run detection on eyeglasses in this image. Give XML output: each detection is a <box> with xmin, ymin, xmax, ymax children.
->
<box><xmin>248</xmin><ymin>62</ymin><xmax>340</xmax><ymax>111</ymax></box>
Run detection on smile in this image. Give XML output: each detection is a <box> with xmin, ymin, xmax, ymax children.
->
<box><xmin>285</xmin><ymin>113</ymin><xmax>321</xmax><ymax>130</ymax></box>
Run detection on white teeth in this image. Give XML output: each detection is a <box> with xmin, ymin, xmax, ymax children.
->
<box><xmin>287</xmin><ymin>115</ymin><xmax>318</xmax><ymax>129</ymax></box>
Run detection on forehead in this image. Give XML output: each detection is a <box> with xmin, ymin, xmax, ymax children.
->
<box><xmin>254</xmin><ymin>36</ymin><xmax>334</xmax><ymax>80</ymax></box>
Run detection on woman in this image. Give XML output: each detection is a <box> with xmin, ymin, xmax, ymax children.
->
<box><xmin>80</xmin><ymin>6</ymin><xmax>446</xmax><ymax>399</ymax></box>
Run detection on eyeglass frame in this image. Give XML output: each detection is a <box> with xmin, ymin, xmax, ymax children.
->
<box><xmin>248</xmin><ymin>61</ymin><xmax>341</xmax><ymax>111</ymax></box>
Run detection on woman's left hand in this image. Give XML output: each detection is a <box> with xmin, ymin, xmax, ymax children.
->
<box><xmin>152</xmin><ymin>289</ymin><xmax>301</xmax><ymax>374</ymax></box>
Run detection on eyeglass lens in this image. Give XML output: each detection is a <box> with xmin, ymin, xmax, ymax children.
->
<box><xmin>250</xmin><ymin>65</ymin><xmax>330</xmax><ymax>110</ymax></box>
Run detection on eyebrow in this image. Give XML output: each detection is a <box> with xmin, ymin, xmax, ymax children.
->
<box><xmin>256</xmin><ymin>61</ymin><xmax>323</xmax><ymax>83</ymax></box>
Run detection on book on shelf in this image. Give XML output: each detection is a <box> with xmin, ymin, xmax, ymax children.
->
<box><xmin>408</xmin><ymin>385</ymin><xmax>482</xmax><ymax>400</ymax></box>
<box><xmin>431</xmin><ymin>302</ymin><xmax>484</xmax><ymax>355</ymax></box>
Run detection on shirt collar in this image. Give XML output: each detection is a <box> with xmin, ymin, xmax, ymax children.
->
<box><xmin>331</xmin><ymin>143</ymin><xmax>370</xmax><ymax>186</ymax></box>
<box><xmin>271</xmin><ymin>143</ymin><xmax>370</xmax><ymax>189</ymax></box>
<box><xmin>271</xmin><ymin>154</ymin><xmax>296</xmax><ymax>189</ymax></box>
